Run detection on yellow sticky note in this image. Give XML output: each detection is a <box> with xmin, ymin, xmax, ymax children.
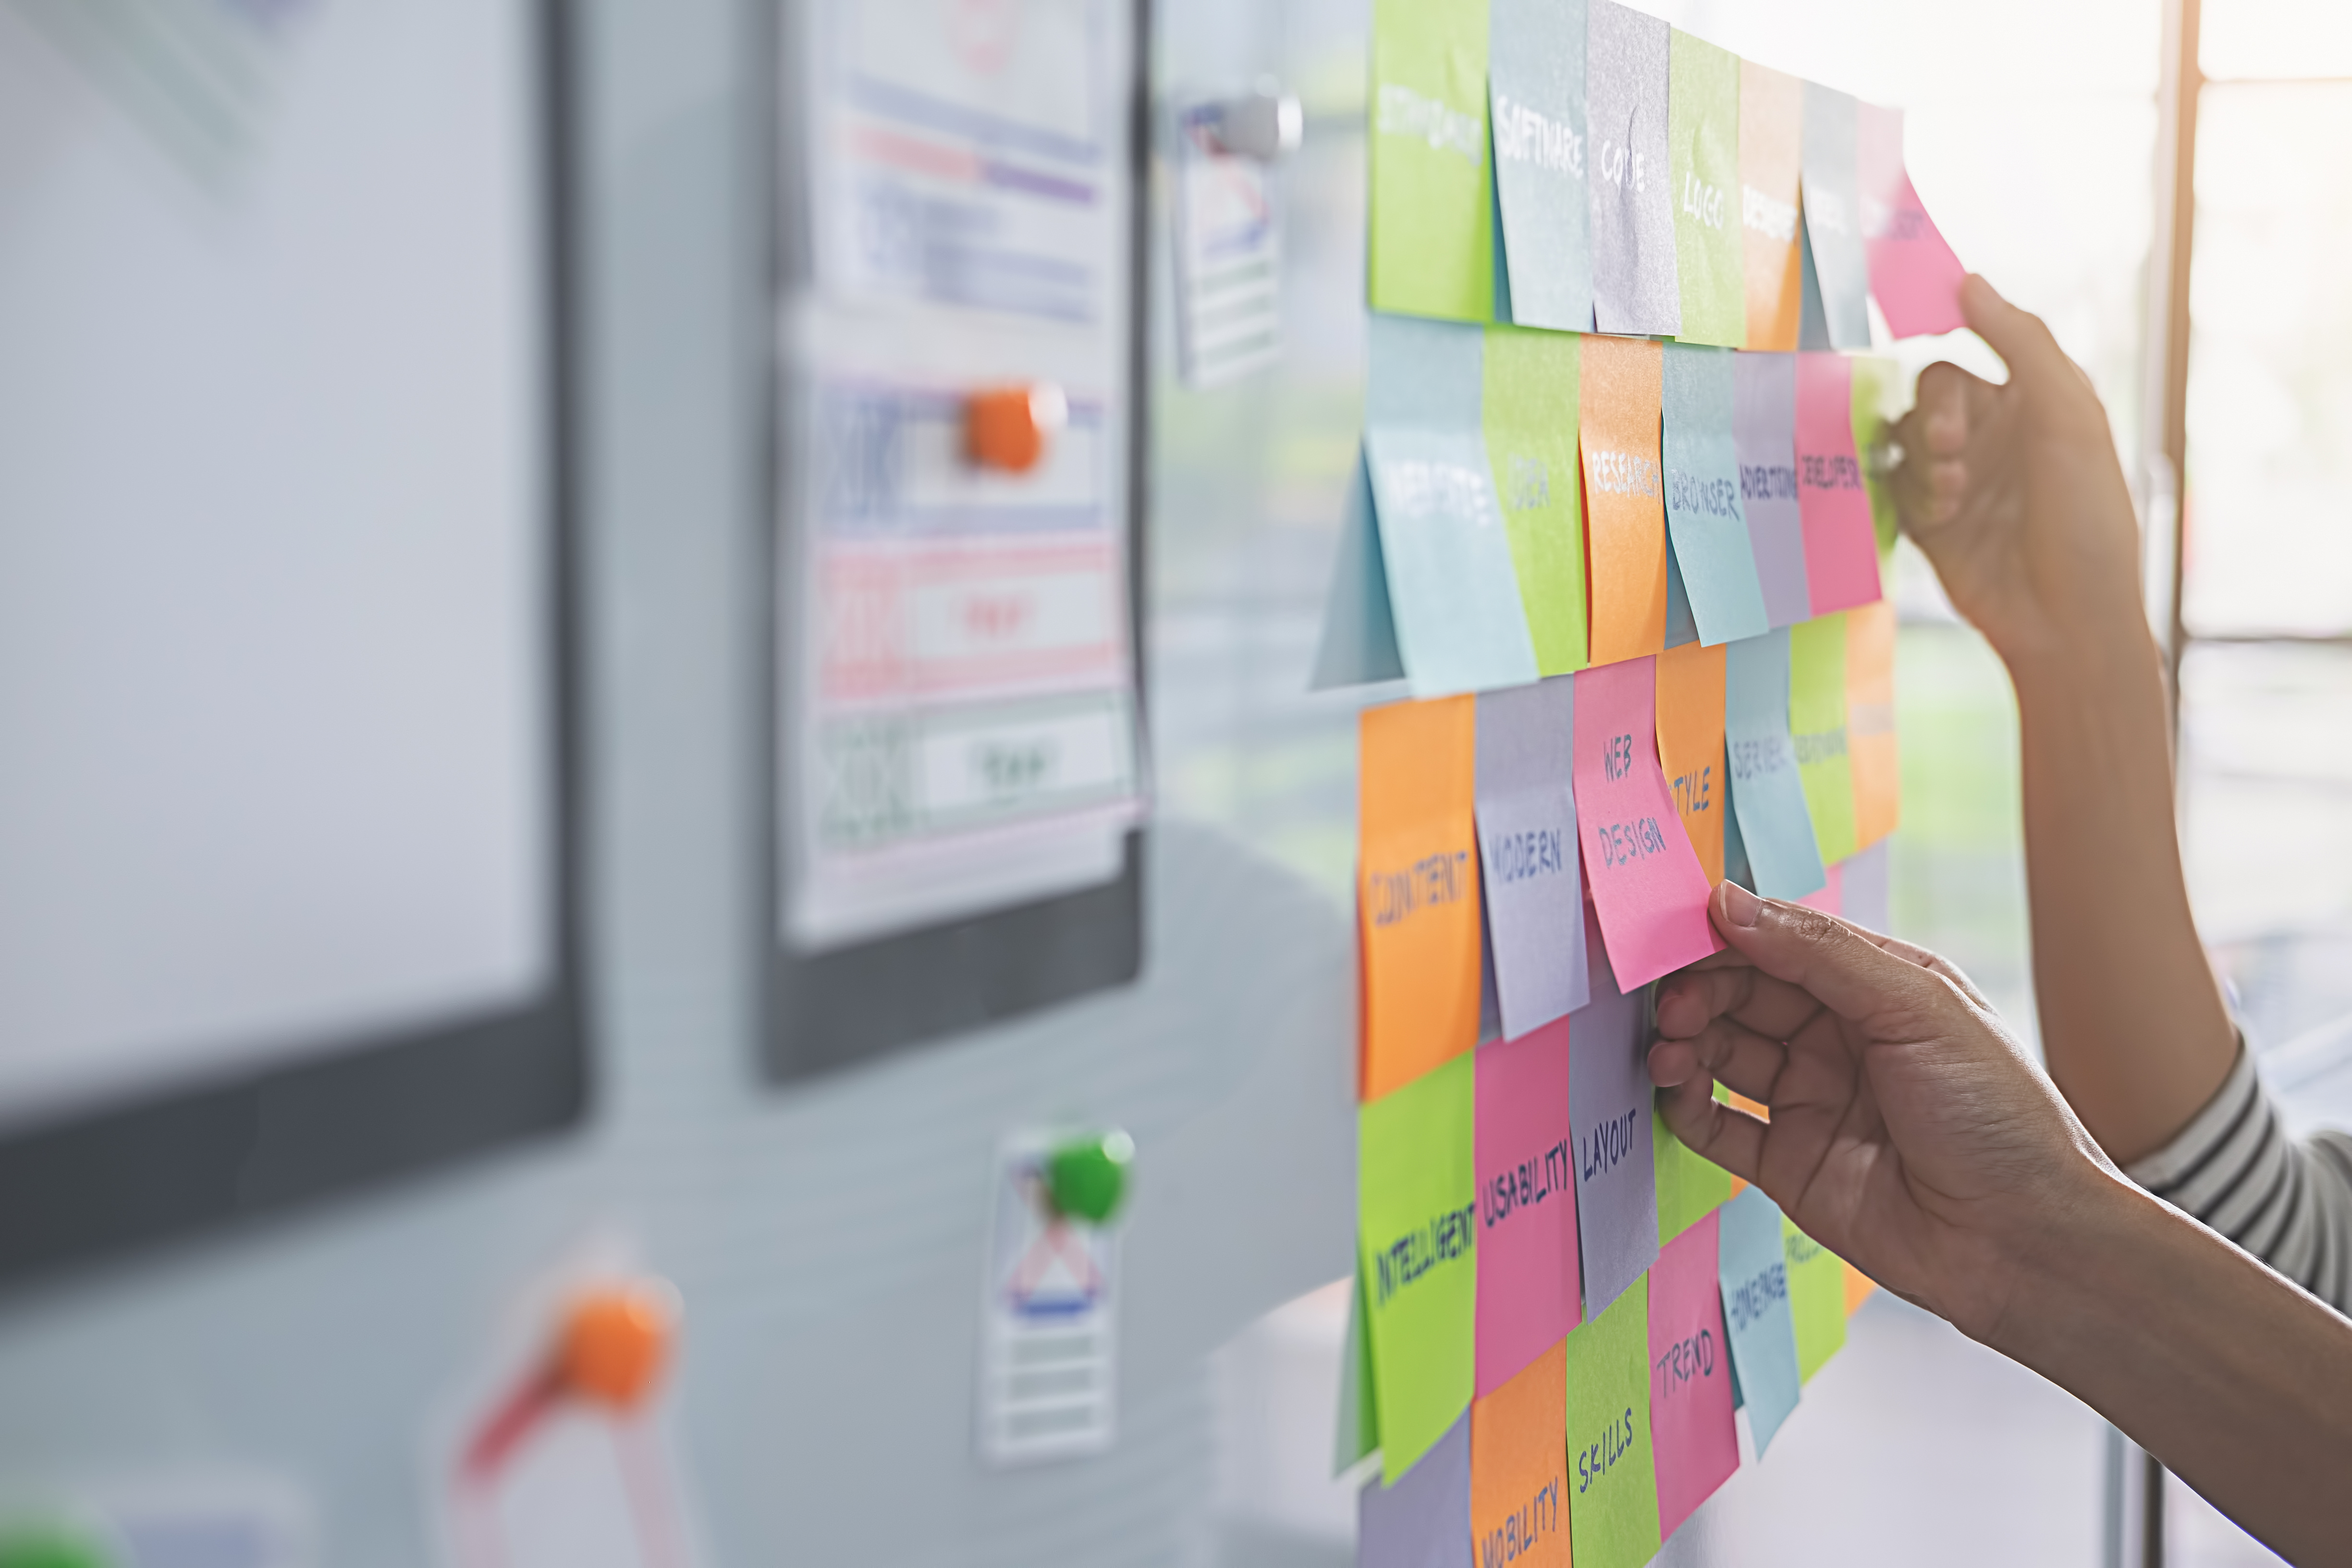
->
<box><xmin>1846</xmin><ymin>599</ymin><xmax>1899</xmax><ymax>850</ymax></box>
<box><xmin>1470</xmin><ymin>1340</ymin><xmax>1568</xmax><ymax>1568</ymax></box>
<box><xmin>1359</xmin><ymin>697</ymin><xmax>1483</xmax><ymax>1101</ymax></box>
<box><xmin>1655</xmin><ymin>640</ymin><xmax>1727</xmax><ymax>884</ymax></box>
<box><xmin>1579</xmin><ymin>335</ymin><xmax>1669</xmax><ymax>666</ymax></box>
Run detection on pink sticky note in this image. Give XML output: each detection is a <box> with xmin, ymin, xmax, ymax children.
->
<box><xmin>1860</xmin><ymin>104</ymin><xmax>1967</xmax><ymax>339</ymax></box>
<box><xmin>1474</xmin><ymin>1018</ymin><xmax>1581</xmax><ymax>1397</ymax></box>
<box><xmin>1795</xmin><ymin>354</ymin><xmax>1882</xmax><ymax>614</ymax></box>
<box><xmin>1571</xmin><ymin>659</ymin><xmax>1722</xmax><ymax>989</ymax></box>
<box><xmin>1648</xmin><ymin>1210</ymin><xmax>1739</xmax><ymax>1540</ymax></box>
<box><xmin>1796</xmin><ymin>858</ymin><xmax>1845</xmax><ymax>915</ymax></box>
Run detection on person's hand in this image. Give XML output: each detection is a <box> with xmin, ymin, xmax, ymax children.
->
<box><xmin>1891</xmin><ymin>275</ymin><xmax>2150</xmax><ymax>671</ymax></box>
<box><xmin>1649</xmin><ymin>881</ymin><xmax>2115</xmax><ymax>1345</ymax></box>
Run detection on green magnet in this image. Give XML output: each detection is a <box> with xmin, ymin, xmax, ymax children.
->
<box><xmin>1045</xmin><ymin>1129</ymin><xmax>1134</xmax><ymax>1225</ymax></box>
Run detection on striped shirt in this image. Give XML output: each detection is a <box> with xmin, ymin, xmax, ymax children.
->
<box><xmin>2125</xmin><ymin>1047</ymin><xmax>2352</xmax><ymax>1314</ymax></box>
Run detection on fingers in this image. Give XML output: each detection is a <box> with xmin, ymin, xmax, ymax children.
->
<box><xmin>1708</xmin><ymin>882</ymin><xmax>1948</xmax><ymax>1028</ymax></box>
<box><xmin>1894</xmin><ymin>362</ymin><xmax>1991</xmax><ymax>530</ymax></box>
<box><xmin>1667</xmin><ymin>1015</ymin><xmax>1792</xmax><ymax>1104</ymax></box>
<box><xmin>1655</xmin><ymin>960</ymin><xmax>1825</xmax><ymax>1046</ymax></box>
<box><xmin>1655</xmin><ymin>1075</ymin><xmax>1764</xmax><ymax>1186</ymax></box>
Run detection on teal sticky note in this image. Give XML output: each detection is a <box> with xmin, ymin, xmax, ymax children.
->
<box><xmin>1800</xmin><ymin>81</ymin><xmax>1870</xmax><ymax>350</ymax></box>
<box><xmin>1371</xmin><ymin>0</ymin><xmax>1495</xmax><ymax>321</ymax></box>
<box><xmin>1489</xmin><ymin>0</ymin><xmax>1592</xmax><ymax>331</ymax></box>
<box><xmin>1311</xmin><ymin>451</ymin><xmax>1409</xmax><ymax>690</ymax></box>
<box><xmin>1662</xmin><ymin>344</ymin><xmax>1770</xmax><ymax>647</ymax></box>
<box><xmin>1723</xmin><ymin>629</ymin><xmax>1827</xmax><ymax>900</ymax></box>
<box><xmin>1716</xmin><ymin>1185</ymin><xmax>1802</xmax><ymax>1454</ymax></box>
<box><xmin>1366</xmin><ymin>315</ymin><xmax>1542</xmax><ymax>697</ymax></box>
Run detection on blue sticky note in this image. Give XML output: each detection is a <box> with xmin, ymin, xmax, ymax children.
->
<box><xmin>1569</xmin><ymin>899</ymin><xmax>1660</xmax><ymax>1318</ymax></box>
<box><xmin>1359</xmin><ymin>1411</ymin><xmax>1472</xmax><ymax>1568</ymax></box>
<box><xmin>1662</xmin><ymin>344</ymin><xmax>1770</xmax><ymax>646</ymax></box>
<box><xmin>1365</xmin><ymin>315</ymin><xmax>1543</xmax><ymax>698</ymax></box>
<box><xmin>1732</xmin><ymin>352</ymin><xmax>1812</xmax><ymax>628</ymax></box>
<box><xmin>1724</xmin><ymin>630</ymin><xmax>1828</xmax><ymax>901</ymax></box>
<box><xmin>1311</xmin><ymin>451</ymin><xmax>1409</xmax><ymax>691</ymax></box>
<box><xmin>1717</xmin><ymin>1185</ymin><xmax>1803</xmax><ymax>1454</ymax></box>
<box><xmin>1475</xmin><ymin>677</ymin><xmax>1590</xmax><ymax>1038</ymax></box>
<box><xmin>1800</xmin><ymin>82</ymin><xmax>1871</xmax><ymax>351</ymax></box>
<box><xmin>1490</xmin><ymin>0</ymin><xmax>1592</xmax><ymax>331</ymax></box>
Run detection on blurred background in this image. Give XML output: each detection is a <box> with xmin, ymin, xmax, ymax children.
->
<box><xmin>0</xmin><ymin>0</ymin><xmax>2342</xmax><ymax>1563</ymax></box>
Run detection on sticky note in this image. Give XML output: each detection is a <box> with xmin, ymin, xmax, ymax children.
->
<box><xmin>1795</xmin><ymin>206</ymin><xmax>1833</xmax><ymax>352</ymax></box>
<box><xmin>1797</xmin><ymin>81</ymin><xmax>1868</xmax><ymax>349</ymax></box>
<box><xmin>1850</xmin><ymin>354</ymin><xmax>1907</xmax><ymax>561</ymax></box>
<box><xmin>1360</xmin><ymin>1411</ymin><xmax>1472</xmax><ymax>1568</ymax></box>
<box><xmin>1788</xmin><ymin>613</ymin><xmax>1859</xmax><ymax>867</ymax></box>
<box><xmin>1567</xmin><ymin>899</ymin><xmax>1661</xmax><ymax>1315</ymax></box>
<box><xmin>1654</xmin><ymin>641</ymin><xmax>1726</xmax><ymax>884</ymax></box>
<box><xmin>1737</xmin><ymin>61</ymin><xmax>1804</xmax><ymax>353</ymax></box>
<box><xmin>1359</xmin><ymin>696</ymin><xmax>1483</xmax><ymax>1100</ymax></box>
<box><xmin>1858</xmin><ymin>102</ymin><xmax>1966</xmax><ymax>339</ymax></box>
<box><xmin>1715</xmin><ymin>1185</ymin><xmax>1801</xmax><ymax>1454</ymax></box>
<box><xmin>1565</xmin><ymin>1273</ymin><xmax>1662</xmax><ymax>1568</ymax></box>
<box><xmin>1360</xmin><ymin>1053</ymin><xmax>1479</xmax><ymax>1481</ymax></box>
<box><xmin>1484</xmin><ymin>328</ymin><xmax>1590</xmax><ymax>675</ymax></box>
<box><xmin>1572</xmin><ymin>658</ymin><xmax>1720</xmax><ymax>988</ymax></box>
<box><xmin>1845</xmin><ymin>599</ymin><xmax>1899</xmax><ymax>850</ymax></box>
<box><xmin>1585</xmin><ymin>0</ymin><xmax>1678</xmax><ymax>336</ymax></box>
<box><xmin>1842</xmin><ymin>836</ymin><xmax>1891</xmax><ymax>931</ymax></box>
<box><xmin>1470</xmin><ymin>1341</ymin><xmax>1569</xmax><ymax>1568</ymax></box>
<box><xmin>1723</xmin><ymin>629</ymin><xmax>1825</xmax><ymax>901</ymax></box>
<box><xmin>1475</xmin><ymin>679</ymin><xmax>1589</xmax><ymax>1039</ymax></box>
<box><xmin>1648</xmin><ymin>1212</ymin><xmax>1739</xmax><ymax>1539</ymax></box>
<box><xmin>1489</xmin><ymin>0</ymin><xmax>1592</xmax><ymax>331</ymax></box>
<box><xmin>1663</xmin><ymin>539</ymin><xmax>1698</xmax><ymax>652</ymax></box>
<box><xmin>1720</xmin><ymin>772</ymin><xmax>1753</xmax><ymax>890</ymax></box>
<box><xmin>1474</xmin><ymin>1020</ymin><xmax>1581</xmax><ymax>1396</ymax></box>
<box><xmin>1337</xmin><ymin>1262</ymin><xmax>1380</xmax><ymax>1472</ymax></box>
<box><xmin>1666</xmin><ymin>30</ymin><xmax>1742</xmax><ymax>346</ymax></box>
<box><xmin>1783</xmin><ymin>1214</ymin><xmax>1848</xmax><ymax>1383</ymax></box>
<box><xmin>1370</xmin><ymin>0</ymin><xmax>1494</xmax><ymax>322</ymax></box>
<box><xmin>1366</xmin><ymin>315</ymin><xmax>1542</xmax><ymax>696</ymax></box>
<box><xmin>1311</xmin><ymin>450</ymin><xmax>1409</xmax><ymax>690</ymax></box>
<box><xmin>1731</xmin><ymin>351</ymin><xmax>1810</xmax><ymax>628</ymax></box>
<box><xmin>1794</xmin><ymin>352</ymin><xmax>1882</xmax><ymax>613</ymax></box>
<box><xmin>1844</xmin><ymin>1261</ymin><xmax>1878</xmax><ymax>1315</ymax></box>
<box><xmin>1579</xmin><ymin>334</ymin><xmax>1669</xmax><ymax>665</ymax></box>
<box><xmin>1654</xmin><ymin>1084</ymin><xmax>1731</xmax><ymax>1246</ymax></box>
<box><xmin>1795</xmin><ymin>858</ymin><xmax>1843</xmax><ymax>915</ymax></box>
<box><xmin>1661</xmin><ymin>344</ymin><xmax>1769</xmax><ymax>646</ymax></box>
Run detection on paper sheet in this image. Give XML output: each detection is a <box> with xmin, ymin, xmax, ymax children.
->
<box><xmin>1585</xmin><ymin>0</ymin><xmax>1678</xmax><ymax>336</ymax></box>
<box><xmin>1715</xmin><ymin>1186</ymin><xmax>1802</xmax><ymax>1454</ymax></box>
<box><xmin>1475</xmin><ymin>1020</ymin><xmax>1580</xmax><ymax>1400</ymax></box>
<box><xmin>1738</xmin><ymin>61</ymin><xmax>1805</xmax><ymax>353</ymax></box>
<box><xmin>1662</xmin><ymin>345</ymin><xmax>1770</xmax><ymax>647</ymax></box>
<box><xmin>1470</xmin><ymin>1341</ymin><xmax>1570</xmax><ymax>1568</ymax></box>
<box><xmin>1566</xmin><ymin>1273</ymin><xmax>1664</xmax><ymax>1568</ymax></box>
<box><xmin>1858</xmin><ymin>103</ymin><xmax>1967</xmax><ymax>339</ymax></box>
<box><xmin>1484</xmin><ymin>328</ymin><xmax>1591</xmax><ymax>674</ymax></box>
<box><xmin>1783</xmin><ymin>1215</ymin><xmax>1849</xmax><ymax>1383</ymax></box>
<box><xmin>1794</xmin><ymin>354</ymin><xmax>1882</xmax><ymax>613</ymax></box>
<box><xmin>1573</xmin><ymin>658</ymin><xmax>1720</xmax><ymax>988</ymax></box>
<box><xmin>1648</xmin><ymin>1212</ymin><xmax>1740</xmax><ymax>1540</ymax></box>
<box><xmin>1310</xmin><ymin>451</ymin><xmax>1409</xmax><ymax>690</ymax></box>
<box><xmin>1845</xmin><ymin>598</ymin><xmax>1899</xmax><ymax>851</ymax></box>
<box><xmin>1489</xmin><ymin>0</ymin><xmax>1593</xmax><ymax>331</ymax></box>
<box><xmin>1173</xmin><ymin>100</ymin><xmax>1283</xmax><ymax>385</ymax></box>
<box><xmin>1723</xmin><ymin>629</ymin><xmax>1826</xmax><ymax>901</ymax></box>
<box><xmin>1370</xmin><ymin>0</ymin><xmax>1494</xmax><ymax>322</ymax></box>
<box><xmin>1476</xmin><ymin>679</ymin><xmax>1590</xmax><ymax>1038</ymax></box>
<box><xmin>1360</xmin><ymin>1411</ymin><xmax>1473</xmax><ymax>1568</ymax></box>
<box><xmin>1849</xmin><ymin>354</ymin><xmax>1907</xmax><ymax>561</ymax></box>
<box><xmin>1653</xmin><ymin>1084</ymin><xmax>1732</xmax><ymax>1246</ymax></box>
<box><xmin>1360</xmin><ymin>1052</ymin><xmax>1479</xmax><ymax>1481</ymax></box>
<box><xmin>1732</xmin><ymin>352</ymin><xmax>1811</xmax><ymax>628</ymax></box>
<box><xmin>1654</xmin><ymin>641</ymin><xmax>1727</xmax><ymax>885</ymax></box>
<box><xmin>1366</xmin><ymin>316</ymin><xmax>1542</xmax><ymax>696</ymax></box>
<box><xmin>1797</xmin><ymin>82</ymin><xmax>1869</xmax><ymax>350</ymax></box>
<box><xmin>1567</xmin><ymin>900</ymin><xmax>1662</xmax><ymax>1314</ymax></box>
<box><xmin>1666</xmin><ymin>30</ymin><xmax>1743</xmax><ymax>346</ymax></box>
<box><xmin>1788</xmin><ymin>613</ymin><xmax>1859</xmax><ymax>867</ymax></box>
<box><xmin>1579</xmin><ymin>334</ymin><xmax>1669</xmax><ymax>664</ymax></box>
<box><xmin>1359</xmin><ymin>696</ymin><xmax>1484</xmax><ymax>1100</ymax></box>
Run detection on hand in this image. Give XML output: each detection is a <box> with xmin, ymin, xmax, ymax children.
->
<box><xmin>1892</xmin><ymin>275</ymin><xmax>2150</xmax><ymax>670</ymax></box>
<box><xmin>1649</xmin><ymin>881</ymin><xmax>2115</xmax><ymax>1346</ymax></box>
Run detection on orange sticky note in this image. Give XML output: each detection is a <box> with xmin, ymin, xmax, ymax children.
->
<box><xmin>1725</xmin><ymin>1090</ymin><xmax>1769</xmax><ymax>1197</ymax></box>
<box><xmin>1847</xmin><ymin>599</ymin><xmax>1899</xmax><ymax>849</ymax></box>
<box><xmin>1579</xmin><ymin>335</ymin><xmax>1669</xmax><ymax>666</ymax></box>
<box><xmin>1470</xmin><ymin>1340</ymin><xmax>1568</xmax><ymax>1568</ymax></box>
<box><xmin>1655</xmin><ymin>641</ymin><xmax>1727</xmax><ymax>885</ymax></box>
<box><xmin>1359</xmin><ymin>697</ymin><xmax>1483</xmax><ymax>1101</ymax></box>
<box><xmin>1843</xmin><ymin>1261</ymin><xmax>1878</xmax><ymax>1314</ymax></box>
<box><xmin>1739</xmin><ymin>61</ymin><xmax>1804</xmax><ymax>354</ymax></box>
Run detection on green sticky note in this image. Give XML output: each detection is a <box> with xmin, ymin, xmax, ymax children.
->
<box><xmin>1566</xmin><ymin>1271</ymin><xmax>1663</xmax><ymax>1568</ymax></box>
<box><xmin>1783</xmin><ymin>1214</ymin><xmax>1849</xmax><ymax>1381</ymax></box>
<box><xmin>1360</xmin><ymin>1052</ymin><xmax>1477</xmax><ymax>1482</ymax></box>
<box><xmin>1788</xmin><ymin>612</ymin><xmax>1859</xmax><ymax>865</ymax></box>
<box><xmin>1335</xmin><ymin>1253</ymin><xmax>1382</xmax><ymax>1474</ymax></box>
<box><xmin>1654</xmin><ymin>1083</ymin><xmax>1731</xmax><ymax>1245</ymax></box>
<box><xmin>1483</xmin><ymin>325</ymin><xmax>1589</xmax><ymax>674</ymax></box>
<box><xmin>1667</xmin><ymin>30</ymin><xmax>1743</xmax><ymax>347</ymax></box>
<box><xmin>1371</xmin><ymin>0</ymin><xmax>1495</xmax><ymax>321</ymax></box>
<box><xmin>1850</xmin><ymin>355</ymin><xmax>1907</xmax><ymax>560</ymax></box>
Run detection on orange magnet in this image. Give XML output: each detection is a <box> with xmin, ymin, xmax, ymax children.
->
<box><xmin>964</xmin><ymin>382</ymin><xmax>1067</xmax><ymax>474</ymax></box>
<box><xmin>556</xmin><ymin>1279</ymin><xmax>681</xmax><ymax>1412</ymax></box>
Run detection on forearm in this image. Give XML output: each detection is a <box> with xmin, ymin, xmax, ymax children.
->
<box><xmin>1992</xmin><ymin>1169</ymin><xmax>2352</xmax><ymax>1564</ymax></box>
<box><xmin>2006</xmin><ymin>619</ymin><xmax>2235</xmax><ymax>1164</ymax></box>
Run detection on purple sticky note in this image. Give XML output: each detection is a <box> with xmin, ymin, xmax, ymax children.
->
<box><xmin>1648</xmin><ymin>1210</ymin><xmax>1740</xmax><ymax>1539</ymax></box>
<box><xmin>1842</xmin><ymin>838</ymin><xmax>1891</xmax><ymax>932</ymax></box>
<box><xmin>1476</xmin><ymin>678</ymin><xmax>1590</xmax><ymax>1038</ymax></box>
<box><xmin>1734</xmin><ymin>352</ymin><xmax>1811</xmax><ymax>629</ymax></box>
<box><xmin>1568</xmin><ymin>899</ymin><xmax>1661</xmax><ymax>1317</ymax></box>
<box><xmin>1359</xmin><ymin>1412</ymin><xmax>1472</xmax><ymax>1568</ymax></box>
<box><xmin>1475</xmin><ymin>1019</ymin><xmax>1581</xmax><ymax>1398</ymax></box>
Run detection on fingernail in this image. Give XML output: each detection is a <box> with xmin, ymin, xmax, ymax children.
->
<box><xmin>1720</xmin><ymin>881</ymin><xmax>1763</xmax><ymax>928</ymax></box>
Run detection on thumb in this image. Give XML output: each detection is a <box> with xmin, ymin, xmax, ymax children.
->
<box><xmin>1710</xmin><ymin>882</ymin><xmax>1946</xmax><ymax>1026</ymax></box>
<box><xmin>1958</xmin><ymin>274</ymin><xmax>2074</xmax><ymax>391</ymax></box>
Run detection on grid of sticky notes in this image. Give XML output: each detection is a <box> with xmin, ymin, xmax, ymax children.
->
<box><xmin>1340</xmin><ymin>4</ymin><xmax>1933</xmax><ymax>1554</ymax></box>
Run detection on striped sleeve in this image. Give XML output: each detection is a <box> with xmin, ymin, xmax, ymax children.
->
<box><xmin>2123</xmin><ymin>1046</ymin><xmax>2352</xmax><ymax>1316</ymax></box>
